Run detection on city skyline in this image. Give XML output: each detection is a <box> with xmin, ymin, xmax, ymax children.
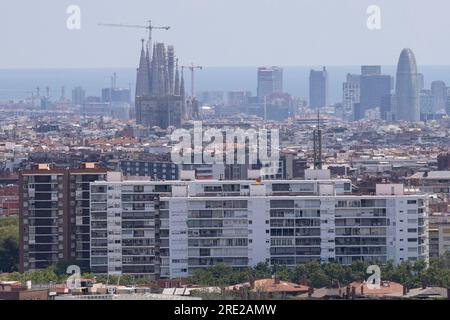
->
<box><xmin>3</xmin><ymin>0</ymin><xmax>450</xmax><ymax>305</ymax></box>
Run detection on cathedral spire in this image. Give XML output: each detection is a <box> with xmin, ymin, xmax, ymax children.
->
<box><xmin>135</xmin><ymin>38</ymin><xmax>151</xmax><ymax>97</ymax></box>
<box><xmin>167</xmin><ymin>45</ymin><xmax>175</xmax><ymax>95</ymax></box>
<box><xmin>151</xmin><ymin>43</ymin><xmax>159</xmax><ymax>95</ymax></box>
<box><xmin>180</xmin><ymin>66</ymin><xmax>185</xmax><ymax>98</ymax></box>
<box><xmin>174</xmin><ymin>58</ymin><xmax>180</xmax><ymax>95</ymax></box>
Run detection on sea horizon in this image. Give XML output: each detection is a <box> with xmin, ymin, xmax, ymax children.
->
<box><xmin>2</xmin><ymin>65</ymin><xmax>450</xmax><ymax>103</ymax></box>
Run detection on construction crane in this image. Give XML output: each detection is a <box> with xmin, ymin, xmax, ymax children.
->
<box><xmin>181</xmin><ymin>63</ymin><xmax>203</xmax><ymax>98</ymax></box>
<box><xmin>98</xmin><ymin>20</ymin><xmax>170</xmax><ymax>55</ymax></box>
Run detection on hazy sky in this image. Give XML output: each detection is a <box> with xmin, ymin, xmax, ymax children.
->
<box><xmin>1</xmin><ymin>0</ymin><xmax>449</xmax><ymax>68</ymax></box>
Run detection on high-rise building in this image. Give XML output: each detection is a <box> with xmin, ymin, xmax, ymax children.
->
<box><xmin>342</xmin><ymin>73</ymin><xmax>360</xmax><ymax>120</ymax></box>
<box><xmin>446</xmin><ymin>87</ymin><xmax>450</xmax><ymax>115</ymax></box>
<box><xmin>430</xmin><ymin>80</ymin><xmax>446</xmax><ymax>113</ymax></box>
<box><xmin>420</xmin><ymin>89</ymin><xmax>434</xmax><ymax>121</ymax></box>
<box><xmin>90</xmin><ymin>174</ymin><xmax>428</xmax><ymax>278</ymax></box>
<box><xmin>309</xmin><ymin>67</ymin><xmax>329</xmax><ymax>108</ymax></box>
<box><xmin>19</xmin><ymin>163</ymin><xmax>107</xmax><ymax>272</ymax></box>
<box><xmin>395</xmin><ymin>48</ymin><xmax>420</xmax><ymax>121</ymax></box>
<box><xmin>257</xmin><ymin>67</ymin><xmax>283</xmax><ymax>101</ymax></box>
<box><xmin>71</xmin><ymin>86</ymin><xmax>85</xmax><ymax>106</ymax></box>
<box><xmin>360</xmin><ymin>66</ymin><xmax>391</xmax><ymax>116</ymax></box>
<box><xmin>381</xmin><ymin>94</ymin><xmax>396</xmax><ymax>121</ymax></box>
<box><xmin>417</xmin><ymin>73</ymin><xmax>425</xmax><ymax>91</ymax></box>
<box><xmin>361</xmin><ymin>65</ymin><xmax>381</xmax><ymax>76</ymax></box>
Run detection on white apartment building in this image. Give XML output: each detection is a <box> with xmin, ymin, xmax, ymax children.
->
<box><xmin>90</xmin><ymin>173</ymin><xmax>428</xmax><ymax>279</ymax></box>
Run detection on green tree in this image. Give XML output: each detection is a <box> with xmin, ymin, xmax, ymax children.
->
<box><xmin>0</xmin><ymin>217</ymin><xmax>19</xmax><ymax>272</ymax></box>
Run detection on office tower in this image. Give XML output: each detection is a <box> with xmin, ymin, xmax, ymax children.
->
<box><xmin>71</xmin><ymin>86</ymin><xmax>86</xmax><ymax>106</ymax></box>
<box><xmin>257</xmin><ymin>67</ymin><xmax>283</xmax><ymax>101</ymax></box>
<box><xmin>395</xmin><ymin>48</ymin><xmax>420</xmax><ymax>121</ymax></box>
<box><xmin>446</xmin><ymin>87</ymin><xmax>450</xmax><ymax>115</ymax></box>
<box><xmin>342</xmin><ymin>74</ymin><xmax>361</xmax><ymax>120</ymax></box>
<box><xmin>380</xmin><ymin>94</ymin><xmax>395</xmax><ymax>121</ymax></box>
<box><xmin>361</xmin><ymin>65</ymin><xmax>381</xmax><ymax>76</ymax></box>
<box><xmin>360</xmin><ymin>66</ymin><xmax>391</xmax><ymax>116</ymax></box>
<box><xmin>417</xmin><ymin>73</ymin><xmax>425</xmax><ymax>91</ymax></box>
<box><xmin>309</xmin><ymin>67</ymin><xmax>329</xmax><ymax>108</ymax></box>
<box><xmin>353</xmin><ymin>103</ymin><xmax>363</xmax><ymax>121</ymax></box>
<box><xmin>431</xmin><ymin>80</ymin><xmax>446</xmax><ymax>113</ymax></box>
<box><xmin>91</xmin><ymin>175</ymin><xmax>428</xmax><ymax>278</ymax></box>
<box><xmin>19</xmin><ymin>163</ymin><xmax>107</xmax><ymax>272</ymax></box>
<box><xmin>420</xmin><ymin>89</ymin><xmax>434</xmax><ymax>121</ymax></box>
<box><xmin>135</xmin><ymin>95</ymin><xmax>183</xmax><ymax>129</ymax></box>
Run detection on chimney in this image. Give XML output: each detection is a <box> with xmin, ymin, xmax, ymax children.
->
<box><xmin>351</xmin><ymin>286</ymin><xmax>356</xmax><ymax>300</ymax></box>
<box><xmin>360</xmin><ymin>284</ymin><xmax>364</xmax><ymax>296</ymax></box>
<box><xmin>346</xmin><ymin>286</ymin><xmax>350</xmax><ymax>299</ymax></box>
<box><xmin>403</xmin><ymin>285</ymin><xmax>407</xmax><ymax>296</ymax></box>
<box><xmin>274</xmin><ymin>277</ymin><xmax>280</xmax><ymax>285</ymax></box>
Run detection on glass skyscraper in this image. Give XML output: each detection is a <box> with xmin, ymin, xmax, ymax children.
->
<box><xmin>395</xmin><ymin>48</ymin><xmax>420</xmax><ymax>121</ymax></box>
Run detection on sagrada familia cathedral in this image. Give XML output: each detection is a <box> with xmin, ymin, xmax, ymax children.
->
<box><xmin>135</xmin><ymin>40</ymin><xmax>198</xmax><ymax>129</ymax></box>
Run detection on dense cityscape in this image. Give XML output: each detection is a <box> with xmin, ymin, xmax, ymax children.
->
<box><xmin>1</xmin><ymin>2</ymin><xmax>450</xmax><ymax>305</ymax></box>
